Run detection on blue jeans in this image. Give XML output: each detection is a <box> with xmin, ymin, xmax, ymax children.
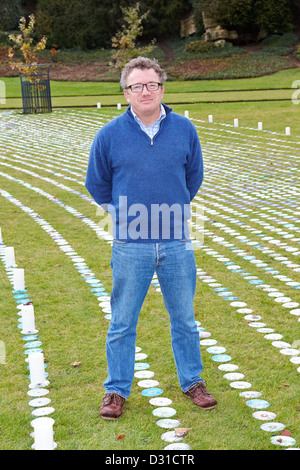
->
<box><xmin>104</xmin><ymin>239</ymin><xmax>204</xmax><ymax>399</ymax></box>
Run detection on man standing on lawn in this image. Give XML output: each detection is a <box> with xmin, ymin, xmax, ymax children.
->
<box><xmin>85</xmin><ymin>57</ymin><xmax>217</xmax><ymax>420</ymax></box>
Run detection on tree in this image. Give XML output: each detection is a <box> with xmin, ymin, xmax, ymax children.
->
<box><xmin>140</xmin><ymin>0</ymin><xmax>191</xmax><ymax>37</ymax></box>
<box><xmin>254</xmin><ymin>0</ymin><xmax>293</xmax><ymax>34</ymax></box>
<box><xmin>35</xmin><ymin>0</ymin><xmax>134</xmax><ymax>49</ymax></box>
<box><xmin>0</xmin><ymin>0</ymin><xmax>23</xmax><ymax>30</ymax></box>
<box><xmin>8</xmin><ymin>14</ymin><xmax>47</xmax><ymax>80</ymax></box>
<box><xmin>111</xmin><ymin>3</ymin><xmax>155</xmax><ymax>71</ymax></box>
<box><xmin>192</xmin><ymin>0</ymin><xmax>293</xmax><ymax>37</ymax></box>
<box><xmin>8</xmin><ymin>14</ymin><xmax>51</xmax><ymax>115</ymax></box>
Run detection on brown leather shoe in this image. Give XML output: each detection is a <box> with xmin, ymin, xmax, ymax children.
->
<box><xmin>184</xmin><ymin>382</ymin><xmax>217</xmax><ymax>410</ymax></box>
<box><xmin>100</xmin><ymin>393</ymin><xmax>125</xmax><ymax>420</ymax></box>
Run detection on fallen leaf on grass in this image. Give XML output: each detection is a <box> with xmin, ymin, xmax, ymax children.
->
<box><xmin>174</xmin><ymin>428</ymin><xmax>192</xmax><ymax>438</ymax></box>
<box><xmin>117</xmin><ymin>434</ymin><xmax>125</xmax><ymax>440</ymax></box>
<box><xmin>281</xmin><ymin>429</ymin><xmax>291</xmax><ymax>437</ymax></box>
<box><xmin>70</xmin><ymin>361</ymin><xmax>82</xmax><ymax>367</ymax></box>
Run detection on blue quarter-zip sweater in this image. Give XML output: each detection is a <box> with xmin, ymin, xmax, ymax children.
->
<box><xmin>85</xmin><ymin>104</ymin><xmax>203</xmax><ymax>242</ymax></box>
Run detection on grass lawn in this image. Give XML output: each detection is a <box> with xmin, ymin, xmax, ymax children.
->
<box><xmin>1</xmin><ymin>69</ymin><xmax>299</xmax><ymax>98</ymax></box>
<box><xmin>0</xmin><ymin>105</ymin><xmax>299</xmax><ymax>451</ymax></box>
<box><xmin>1</xmin><ymin>68</ymin><xmax>300</xmax><ymax>135</ymax></box>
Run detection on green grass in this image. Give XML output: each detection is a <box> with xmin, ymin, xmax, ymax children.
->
<box><xmin>1</xmin><ymin>68</ymin><xmax>299</xmax><ymax>98</ymax></box>
<box><xmin>1</xmin><ymin>69</ymin><xmax>300</xmax><ymax>137</ymax></box>
<box><xmin>0</xmin><ymin>103</ymin><xmax>299</xmax><ymax>450</ymax></box>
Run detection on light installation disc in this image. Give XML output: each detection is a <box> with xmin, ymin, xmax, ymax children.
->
<box><xmin>137</xmin><ymin>380</ymin><xmax>159</xmax><ymax>388</ymax></box>
<box><xmin>27</xmin><ymin>389</ymin><xmax>49</xmax><ymax>397</ymax></box>
<box><xmin>149</xmin><ymin>397</ymin><xmax>172</xmax><ymax>407</ymax></box>
<box><xmin>134</xmin><ymin>363</ymin><xmax>150</xmax><ymax>370</ymax></box>
<box><xmin>156</xmin><ymin>418</ymin><xmax>182</xmax><ymax>429</ymax></box>
<box><xmin>230</xmin><ymin>381</ymin><xmax>251</xmax><ymax>389</ymax></box>
<box><xmin>257</xmin><ymin>328</ymin><xmax>274</xmax><ymax>334</ymax></box>
<box><xmin>244</xmin><ymin>315</ymin><xmax>262</xmax><ymax>321</ymax></box>
<box><xmin>260</xmin><ymin>422</ymin><xmax>285</xmax><ymax>432</ymax></box>
<box><xmin>102</xmin><ymin>307</ymin><xmax>111</xmax><ymax>313</ymax></box>
<box><xmin>290</xmin><ymin>309</ymin><xmax>300</xmax><ymax>316</ymax></box>
<box><xmin>270</xmin><ymin>436</ymin><xmax>296</xmax><ymax>447</ymax></box>
<box><xmin>246</xmin><ymin>399</ymin><xmax>270</xmax><ymax>409</ymax></box>
<box><xmin>248</xmin><ymin>322</ymin><xmax>266</xmax><ymax>328</ymax></box>
<box><xmin>134</xmin><ymin>371</ymin><xmax>154</xmax><ymax>379</ymax></box>
<box><xmin>282</xmin><ymin>302</ymin><xmax>299</xmax><ymax>308</ymax></box>
<box><xmin>24</xmin><ymin>341</ymin><xmax>42</xmax><ymax>348</ymax></box>
<box><xmin>206</xmin><ymin>346</ymin><xmax>226</xmax><ymax>354</ymax></box>
<box><xmin>239</xmin><ymin>391</ymin><xmax>261</xmax><ymax>398</ymax></box>
<box><xmin>230</xmin><ymin>301</ymin><xmax>247</xmax><ymax>307</ymax></box>
<box><xmin>161</xmin><ymin>431</ymin><xmax>183</xmax><ymax>443</ymax></box>
<box><xmin>164</xmin><ymin>443</ymin><xmax>190</xmax><ymax>450</ymax></box>
<box><xmin>135</xmin><ymin>353</ymin><xmax>147</xmax><ymax>361</ymax></box>
<box><xmin>238</xmin><ymin>309</ymin><xmax>257</xmax><ymax>319</ymax></box>
<box><xmin>223</xmin><ymin>373</ymin><xmax>245</xmax><ymax>381</ymax></box>
<box><xmin>31</xmin><ymin>407</ymin><xmax>55</xmax><ymax>417</ymax></box>
<box><xmin>211</xmin><ymin>354</ymin><xmax>232</xmax><ymax>362</ymax></box>
<box><xmin>290</xmin><ymin>356</ymin><xmax>300</xmax><ymax>364</ymax></box>
<box><xmin>272</xmin><ymin>341</ymin><xmax>291</xmax><ymax>349</ymax></box>
<box><xmin>24</xmin><ymin>348</ymin><xmax>43</xmax><ymax>355</ymax></box>
<box><xmin>218</xmin><ymin>364</ymin><xmax>239</xmax><ymax>371</ymax></box>
<box><xmin>22</xmin><ymin>335</ymin><xmax>39</xmax><ymax>341</ymax></box>
<box><xmin>152</xmin><ymin>407</ymin><xmax>176</xmax><ymax>418</ymax></box>
<box><xmin>280</xmin><ymin>348</ymin><xmax>300</xmax><ymax>356</ymax></box>
<box><xmin>141</xmin><ymin>388</ymin><xmax>163</xmax><ymax>397</ymax></box>
<box><xmin>264</xmin><ymin>333</ymin><xmax>283</xmax><ymax>340</ymax></box>
<box><xmin>199</xmin><ymin>331</ymin><xmax>211</xmax><ymax>338</ymax></box>
<box><xmin>28</xmin><ymin>397</ymin><xmax>51</xmax><ymax>407</ymax></box>
<box><xmin>200</xmin><ymin>339</ymin><xmax>217</xmax><ymax>346</ymax></box>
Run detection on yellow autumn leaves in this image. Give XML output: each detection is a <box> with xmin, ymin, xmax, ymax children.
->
<box><xmin>8</xmin><ymin>14</ymin><xmax>47</xmax><ymax>82</ymax></box>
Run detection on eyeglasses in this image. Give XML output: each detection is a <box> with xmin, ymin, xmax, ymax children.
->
<box><xmin>126</xmin><ymin>82</ymin><xmax>162</xmax><ymax>93</ymax></box>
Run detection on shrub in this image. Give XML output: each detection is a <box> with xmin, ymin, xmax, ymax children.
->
<box><xmin>261</xmin><ymin>32</ymin><xmax>299</xmax><ymax>56</ymax></box>
<box><xmin>185</xmin><ymin>40</ymin><xmax>215</xmax><ymax>54</ymax></box>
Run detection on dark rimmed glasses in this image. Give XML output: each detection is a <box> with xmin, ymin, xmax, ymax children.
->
<box><xmin>126</xmin><ymin>82</ymin><xmax>162</xmax><ymax>93</ymax></box>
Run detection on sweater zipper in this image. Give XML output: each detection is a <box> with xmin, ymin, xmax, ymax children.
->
<box><xmin>149</xmin><ymin>116</ymin><xmax>167</xmax><ymax>146</ymax></box>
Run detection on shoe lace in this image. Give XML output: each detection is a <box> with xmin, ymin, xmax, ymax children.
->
<box><xmin>104</xmin><ymin>393</ymin><xmax>124</xmax><ymax>405</ymax></box>
<box><xmin>190</xmin><ymin>382</ymin><xmax>210</xmax><ymax>396</ymax></box>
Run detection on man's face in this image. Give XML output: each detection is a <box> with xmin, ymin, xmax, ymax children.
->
<box><xmin>123</xmin><ymin>68</ymin><xmax>165</xmax><ymax>122</ymax></box>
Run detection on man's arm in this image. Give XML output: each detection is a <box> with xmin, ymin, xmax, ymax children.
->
<box><xmin>85</xmin><ymin>134</ymin><xmax>112</xmax><ymax>208</ymax></box>
<box><xmin>186</xmin><ymin>125</ymin><xmax>204</xmax><ymax>201</ymax></box>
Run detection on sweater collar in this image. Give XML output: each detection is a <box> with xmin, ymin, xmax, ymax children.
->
<box><xmin>126</xmin><ymin>103</ymin><xmax>172</xmax><ymax>122</ymax></box>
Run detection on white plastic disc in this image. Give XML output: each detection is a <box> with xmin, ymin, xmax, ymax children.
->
<box><xmin>230</xmin><ymin>381</ymin><xmax>251</xmax><ymax>389</ymax></box>
<box><xmin>28</xmin><ymin>397</ymin><xmax>51</xmax><ymax>407</ymax></box>
<box><xmin>260</xmin><ymin>422</ymin><xmax>285</xmax><ymax>432</ymax></box>
<box><xmin>218</xmin><ymin>364</ymin><xmax>239</xmax><ymax>371</ymax></box>
<box><xmin>31</xmin><ymin>407</ymin><xmax>55</xmax><ymax>416</ymax></box>
<box><xmin>152</xmin><ymin>407</ymin><xmax>177</xmax><ymax>418</ymax></box>
<box><xmin>137</xmin><ymin>379</ymin><xmax>159</xmax><ymax>388</ymax></box>
<box><xmin>252</xmin><ymin>411</ymin><xmax>276</xmax><ymax>421</ymax></box>
<box><xmin>164</xmin><ymin>443</ymin><xmax>190</xmax><ymax>450</ymax></box>
<box><xmin>149</xmin><ymin>397</ymin><xmax>172</xmax><ymax>406</ymax></box>
<box><xmin>156</xmin><ymin>419</ymin><xmax>182</xmax><ymax>429</ymax></box>
<box><xmin>223</xmin><ymin>373</ymin><xmax>245</xmax><ymax>381</ymax></box>
<box><xmin>271</xmin><ymin>436</ymin><xmax>296</xmax><ymax>447</ymax></box>
<box><xmin>27</xmin><ymin>388</ymin><xmax>49</xmax><ymax>397</ymax></box>
<box><xmin>161</xmin><ymin>431</ymin><xmax>183</xmax><ymax>443</ymax></box>
<box><xmin>134</xmin><ymin>370</ymin><xmax>154</xmax><ymax>379</ymax></box>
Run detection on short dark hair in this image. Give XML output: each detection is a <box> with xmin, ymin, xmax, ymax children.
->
<box><xmin>120</xmin><ymin>57</ymin><xmax>167</xmax><ymax>89</ymax></box>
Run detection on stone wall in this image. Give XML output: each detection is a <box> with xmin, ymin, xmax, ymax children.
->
<box><xmin>202</xmin><ymin>11</ymin><xmax>238</xmax><ymax>43</ymax></box>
